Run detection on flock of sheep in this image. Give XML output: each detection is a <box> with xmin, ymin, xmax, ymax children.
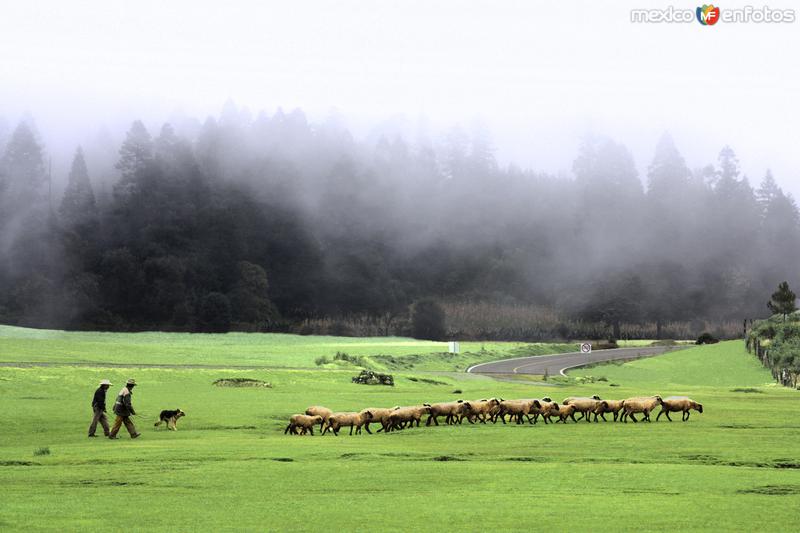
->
<box><xmin>284</xmin><ymin>395</ymin><xmax>704</xmax><ymax>436</ymax></box>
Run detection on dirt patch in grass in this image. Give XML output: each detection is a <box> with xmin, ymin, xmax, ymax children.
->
<box><xmin>406</xmin><ymin>376</ymin><xmax>448</xmax><ymax>386</ymax></box>
<box><xmin>272</xmin><ymin>457</ymin><xmax>294</xmax><ymax>462</ymax></box>
<box><xmin>432</xmin><ymin>455</ymin><xmax>464</xmax><ymax>462</ymax></box>
<box><xmin>505</xmin><ymin>457</ymin><xmax>535</xmax><ymax>462</ymax></box>
<box><xmin>738</xmin><ymin>485</ymin><xmax>800</xmax><ymax>495</ymax></box>
<box><xmin>69</xmin><ymin>480</ymin><xmax>146</xmax><ymax>487</ymax></box>
<box><xmin>0</xmin><ymin>461</ymin><xmax>38</xmax><ymax>467</ymax></box>
<box><xmin>197</xmin><ymin>425</ymin><xmax>258</xmax><ymax>430</ymax></box>
<box><xmin>730</xmin><ymin>388</ymin><xmax>764</xmax><ymax>393</ymax></box>
<box><xmin>213</xmin><ymin>378</ymin><xmax>272</xmax><ymax>388</ymax></box>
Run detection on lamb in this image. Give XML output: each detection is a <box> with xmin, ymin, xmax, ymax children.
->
<box><xmin>384</xmin><ymin>405</ymin><xmax>432</xmax><ymax>432</ymax></box>
<box><xmin>563</xmin><ymin>396</ymin><xmax>602</xmax><ymax>423</ymax></box>
<box><xmin>284</xmin><ymin>414</ymin><xmax>323</xmax><ymax>435</ymax></box>
<box><xmin>359</xmin><ymin>406</ymin><xmax>400</xmax><ymax>433</ymax></box>
<box><xmin>620</xmin><ymin>396</ymin><xmax>663</xmax><ymax>423</ymax></box>
<box><xmin>305</xmin><ymin>405</ymin><xmax>333</xmax><ymax>433</ymax></box>
<box><xmin>426</xmin><ymin>401</ymin><xmax>468</xmax><ymax>426</ymax></box>
<box><xmin>593</xmin><ymin>400</ymin><xmax>624</xmax><ymax>422</ymax></box>
<box><xmin>462</xmin><ymin>398</ymin><xmax>501</xmax><ymax>424</ymax></box>
<box><xmin>656</xmin><ymin>396</ymin><xmax>703</xmax><ymax>421</ymax></box>
<box><xmin>322</xmin><ymin>410</ymin><xmax>374</xmax><ymax>436</ymax></box>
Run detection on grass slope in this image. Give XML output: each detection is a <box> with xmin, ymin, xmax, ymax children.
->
<box><xmin>0</xmin><ymin>325</ymin><xmax>574</xmax><ymax>370</ymax></box>
<box><xmin>1</xmin><ymin>333</ymin><xmax>799</xmax><ymax>532</ymax></box>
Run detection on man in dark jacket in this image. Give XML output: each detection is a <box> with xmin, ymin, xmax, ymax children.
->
<box><xmin>88</xmin><ymin>379</ymin><xmax>112</xmax><ymax>437</ymax></box>
<box><xmin>109</xmin><ymin>379</ymin><xmax>141</xmax><ymax>439</ymax></box>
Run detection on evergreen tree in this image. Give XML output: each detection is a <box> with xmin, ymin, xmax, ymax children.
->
<box><xmin>0</xmin><ymin>121</ymin><xmax>47</xmax><ymax>210</ymax></box>
<box><xmin>115</xmin><ymin>120</ymin><xmax>152</xmax><ymax>182</ymax></box>
<box><xmin>768</xmin><ymin>281</ymin><xmax>797</xmax><ymax>321</ymax></box>
<box><xmin>59</xmin><ymin>147</ymin><xmax>96</xmax><ymax>226</ymax></box>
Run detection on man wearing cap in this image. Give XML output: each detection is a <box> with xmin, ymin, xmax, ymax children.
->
<box><xmin>109</xmin><ymin>379</ymin><xmax>141</xmax><ymax>439</ymax></box>
<box><xmin>88</xmin><ymin>379</ymin><xmax>112</xmax><ymax>437</ymax></box>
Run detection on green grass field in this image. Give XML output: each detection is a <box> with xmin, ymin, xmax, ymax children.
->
<box><xmin>1</xmin><ymin>328</ymin><xmax>799</xmax><ymax>532</ymax></box>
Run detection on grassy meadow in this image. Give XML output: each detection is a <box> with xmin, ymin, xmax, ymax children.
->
<box><xmin>1</xmin><ymin>328</ymin><xmax>799</xmax><ymax>532</ymax></box>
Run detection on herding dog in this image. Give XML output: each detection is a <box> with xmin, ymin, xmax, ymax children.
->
<box><xmin>154</xmin><ymin>409</ymin><xmax>185</xmax><ymax>431</ymax></box>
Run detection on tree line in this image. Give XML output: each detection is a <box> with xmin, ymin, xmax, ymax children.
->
<box><xmin>1</xmin><ymin>103</ymin><xmax>798</xmax><ymax>337</ymax></box>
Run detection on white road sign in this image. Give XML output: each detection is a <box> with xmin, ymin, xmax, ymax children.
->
<box><xmin>580</xmin><ymin>342</ymin><xmax>592</xmax><ymax>354</ymax></box>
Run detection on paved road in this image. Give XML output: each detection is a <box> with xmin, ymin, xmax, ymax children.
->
<box><xmin>466</xmin><ymin>345</ymin><xmax>686</xmax><ymax>377</ymax></box>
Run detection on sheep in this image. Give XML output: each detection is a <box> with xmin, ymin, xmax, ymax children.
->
<box><xmin>426</xmin><ymin>401</ymin><xmax>468</xmax><ymax>426</ymax></box>
<box><xmin>593</xmin><ymin>400</ymin><xmax>624</xmax><ymax>422</ymax></box>
<box><xmin>535</xmin><ymin>400</ymin><xmax>562</xmax><ymax>424</ymax></box>
<box><xmin>563</xmin><ymin>396</ymin><xmax>603</xmax><ymax>423</ymax></box>
<box><xmin>550</xmin><ymin>403</ymin><xmax>577</xmax><ymax>423</ymax></box>
<box><xmin>384</xmin><ymin>405</ymin><xmax>432</xmax><ymax>432</ymax></box>
<box><xmin>620</xmin><ymin>396</ymin><xmax>663</xmax><ymax>423</ymax></box>
<box><xmin>305</xmin><ymin>405</ymin><xmax>333</xmax><ymax>433</ymax></box>
<box><xmin>359</xmin><ymin>407</ymin><xmax>400</xmax><ymax>433</ymax></box>
<box><xmin>322</xmin><ymin>410</ymin><xmax>374</xmax><ymax>436</ymax></box>
<box><xmin>523</xmin><ymin>398</ymin><xmax>555</xmax><ymax>424</ymax></box>
<box><xmin>462</xmin><ymin>398</ymin><xmax>501</xmax><ymax>424</ymax></box>
<box><xmin>496</xmin><ymin>399</ymin><xmax>541</xmax><ymax>424</ymax></box>
<box><xmin>284</xmin><ymin>414</ymin><xmax>323</xmax><ymax>436</ymax></box>
<box><xmin>656</xmin><ymin>396</ymin><xmax>703</xmax><ymax>422</ymax></box>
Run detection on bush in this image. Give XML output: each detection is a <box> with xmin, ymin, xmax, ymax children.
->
<box><xmin>411</xmin><ymin>299</ymin><xmax>446</xmax><ymax>340</ymax></box>
<box><xmin>315</xmin><ymin>356</ymin><xmax>331</xmax><ymax>366</ymax></box>
<box><xmin>34</xmin><ymin>447</ymin><xmax>50</xmax><ymax>456</ymax></box>
<box><xmin>696</xmin><ymin>332</ymin><xmax>719</xmax><ymax>345</ymax></box>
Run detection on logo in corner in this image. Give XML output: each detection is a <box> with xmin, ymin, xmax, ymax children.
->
<box><xmin>697</xmin><ymin>4</ymin><xmax>721</xmax><ymax>25</ymax></box>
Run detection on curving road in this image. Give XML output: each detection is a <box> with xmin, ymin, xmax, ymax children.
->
<box><xmin>466</xmin><ymin>345</ymin><xmax>687</xmax><ymax>377</ymax></box>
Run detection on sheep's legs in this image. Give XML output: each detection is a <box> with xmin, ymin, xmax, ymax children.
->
<box><xmin>628</xmin><ymin>413</ymin><xmax>638</xmax><ymax>423</ymax></box>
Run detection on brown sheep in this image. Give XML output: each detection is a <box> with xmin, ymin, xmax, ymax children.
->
<box><xmin>426</xmin><ymin>401</ymin><xmax>467</xmax><ymax>426</ymax></box>
<box><xmin>656</xmin><ymin>396</ymin><xmax>703</xmax><ymax>421</ymax></box>
<box><xmin>496</xmin><ymin>399</ymin><xmax>541</xmax><ymax>425</ymax></box>
<box><xmin>620</xmin><ymin>396</ymin><xmax>663</xmax><ymax>423</ymax></box>
<box><xmin>305</xmin><ymin>406</ymin><xmax>333</xmax><ymax>433</ymax></box>
<box><xmin>551</xmin><ymin>403</ymin><xmax>577</xmax><ymax>423</ymax></box>
<box><xmin>322</xmin><ymin>410</ymin><xmax>374</xmax><ymax>436</ymax></box>
<box><xmin>385</xmin><ymin>405</ymin><xmax>432</xmax><ymax>432</ymax></box>
<box><xmin>593</xmin><ymin>400</ymin><xmax>624</xmax><ymax>422</ymax></box>
<box><xmin>563</xmin><ymin>396</ymin><xmax>602</xmax><ymax>423</ymax></box>
<box><xmin>462</xmin><ymin>398</ymin><xmax>501</xmax><ymax>424</ymax></box>
<box><xmin>537</xmin><ymin>401</ymin><xmax>563</xmax><ymax>424</ymax></box>
<box><xmin>285</xmin><ymin>414</ymin><xmax>323</xmax><ymax>435</ymax></box>
<box><xmin>360</xmin><ymin>407</ymin><xmax>400</xmax><ymax>433</ymax></box>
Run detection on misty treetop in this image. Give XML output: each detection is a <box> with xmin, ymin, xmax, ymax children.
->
<box><xmin>0</xmin><ymin>105</ymin><xmax>798</xmax><ymax>337</ymax></box>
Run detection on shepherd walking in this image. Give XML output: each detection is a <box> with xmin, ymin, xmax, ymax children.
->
<box><xmin>109</xmin><ymin>379</ymin><xmax>141</xmax><ymax>439</ymax></box>
<box><xmin>88</xmin><ymin>379</ymin><xmax>112</xmax><ymax>437</ymax></box>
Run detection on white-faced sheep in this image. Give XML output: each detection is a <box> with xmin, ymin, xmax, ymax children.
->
<box><xmin>305</xmin><ymin>406</ymin><xmax>333</xmax><ymax>433</ymax></box>
<box><xmin>563</xmin><ymin>396</ymin><xmax>603</xmax><ymax>423</ymax></box>
<box><xmin>384</xmin><ymin>405</ymin><xmax>432</xmax><ymax>432</ymax></box>
<box><xmin>656</xmin><ymin>396</ymin><xmax>703</xmax><ymax>421</ymax></box>
<box><xmin>360</xmin><ymin>407</ymin><xmax>400</xmax><ymax>433</ymax></box>
<box><xmin>322</xmin><ymin>410</ymin><xmax>374</xmax><ymax>436</ymax></box>
<box><xmin>620</xmin><ymin>396</ymin><xmax>663</xmax><ymax>423</ymax></box>
<box><xmin>285</xmin><ymin>414</ymin><xmax>323</xmax><ymax>435</ymax></box>
<box><xmin>426</xmin><ymin>401</ymin><xmax>468</xmax><ymax>426</ymax></box>
<box><xmin>593</xmin><ymin>400</ymin><xmax>624</xmax><ymax>422</ymax></box>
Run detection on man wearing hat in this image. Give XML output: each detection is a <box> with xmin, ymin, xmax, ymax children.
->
<box><xmin>88</xmin><ymin>379</ymin><xmax>112</xmax><ymax>437</ymax></box>
<box><xmin>109</xmin><ymin>379</ymin><xmax>141</xmax><ymax>439</ymax></box>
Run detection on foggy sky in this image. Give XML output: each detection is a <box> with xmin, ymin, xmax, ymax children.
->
<box><xmin>1</xmin><ymin>0</ymin><xmax>798</xmax><ymax>196</ymax></box>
